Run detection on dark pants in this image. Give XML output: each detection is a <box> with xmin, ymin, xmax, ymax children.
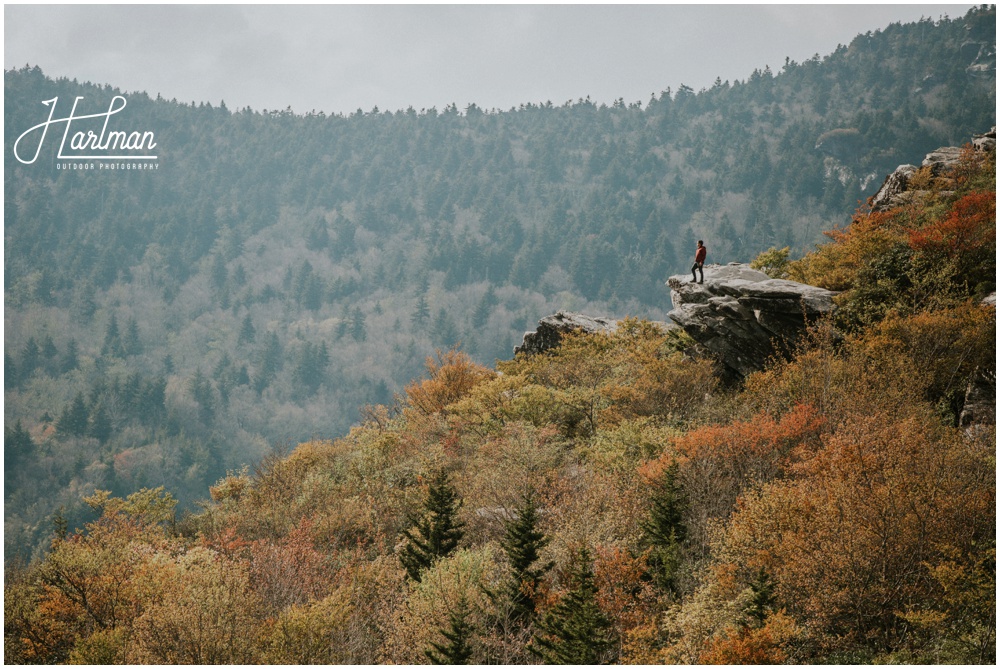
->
<box><xmin>691</xmin><ymin>262</ymin><xmax>703</xmax><ymax>283</ymax></box>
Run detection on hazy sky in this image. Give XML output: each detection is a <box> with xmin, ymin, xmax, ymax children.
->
<box><xmin>5</xmin><ymin>4</ymin><xmax>976</xmax><ymax>115</ymax></box>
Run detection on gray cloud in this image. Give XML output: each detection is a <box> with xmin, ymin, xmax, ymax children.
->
<box><xmin>5</xmin><ymin>4</ymin><xmax>974</xmax><ymax>114</ymax></box>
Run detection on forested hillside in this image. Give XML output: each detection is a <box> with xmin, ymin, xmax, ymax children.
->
<box><xmin>5</xmin><ymin>125</ymin><xmax>994</xmax><ymax>664</ymax></box>
<box><xmin>4</xmin><ymin>6</ymin><xmax>996</xmax><ymax>562</ymax></box>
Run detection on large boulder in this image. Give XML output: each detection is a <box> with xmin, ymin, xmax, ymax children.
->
<box><xmin>514</xmin><ymin>311</ymin><xmax>675</xmax><ymax>356</ymax></box>
<box><xmin>666</xmin><ymin>263</ymin><xmax>838</xmax><ymax>380</ymax></box>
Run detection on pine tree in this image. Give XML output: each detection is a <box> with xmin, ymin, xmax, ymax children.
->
<box><xmin>432</xmin><ymin>308</ymin><xmax>459</xmax><ymax>347</ymax></box>
<box><xmin>102</xmin><ymin>314</ymin><xmax>122</xmax><ymax>357</ymax></box>
<box><xmin>20</xmin><ymin>337</ymin><xmax>39</xmax><ymax>378</ymax></box>
<box><xmin>56</xmin><ymin>392</ymin><xmax>90</xmax><ymax>438</ymax></box>
<box><xmin>39</xmin><ymin>335</ymin><xmax>58</xmax><ymax>370</ymax></box>
<box><xmin>399</xmin><ymin>470</ymin><xmax>465</xmax><ymax>581</ymax></box>
<box><xmin>425</xmin><ymin>592</ymin><xmax>475</xmax><ymax>665</ymax></box>
<box><xmin>60</xmin><ymin>339</ymin><xmax>79</xmax><ymax>374</ymax></box>
<box><xmin>351</xmin><ymin>307</ymin><xmax>367</xmax><ymax>342</ymax></box>
<box><xmin>472</xmin><ymin>286</ymin><xmax>497</xmax><ymax>328</ymax></box>
<box><xmin>493</xmin><ymin>492</ymin><xmax>554</xmax><ymax>623</ymax></box>
<box><xmin>88</xmin><ymin>402</ymin><xmax>113</xmax><ymax>444</ymax></box>
<box><xmin>211</xmin><ymin>253</ymin><xmax>228</xmax><ymax>291</ymax></box>
<box><xmin>124</xmin><ymin>318</ymin><xmax>143</xmax><ymax>356</ymax></box>
<box><xmin>4</xmin><ymin>419</ymin><xmax>35</xmax><ymax>470</ymax></box>
<box><xmin>5</xmin><ymin>353</ymin><xmax>18</xmax><ymax>389</ymax></box>
<box><xmin>411</xmin><ymin>294</ymin><xmax>431</xmax><ymax>328</ymax></box>
<box><xmin>254</xmin><ymin>332</ymin><xmax>282</xmax><ymax>393</ymax></box>
<box><xmin>641</xmin><ymin>460</ymin><xmax>688</xmax><ymax>595</ymax></box>
<box><xmin>530</xmin><ymin>545</ymin><xmax>617</xmax><ymax>664</ymax></box>
<box><xmin>745</xmin><ymin>566</ymin><xmax>777</xmax><ymax>626</ymax></box>
<box><xmin>238</xmin><ymin>314</ymin><xmax>256</xmax><ymax>345</ymax></box>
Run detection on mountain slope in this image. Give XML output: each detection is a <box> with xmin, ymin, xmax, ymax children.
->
<box><xmin>4</xmin><ymin>131</ymin><xmax>994</xmax><ymax>663</ymax></box>
<box><xmin>3</xmin><ymin>6</ymin><xmax>995</xmax><ymax>562</ymax></box>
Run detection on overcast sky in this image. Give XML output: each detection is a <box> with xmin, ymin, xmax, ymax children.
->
<box><xmin>4</xmin><ymin>4</ymin><xmax>976</xmax><ymax>115</ymax></box>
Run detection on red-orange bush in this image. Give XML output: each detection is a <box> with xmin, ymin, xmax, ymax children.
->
<box><xmin>908</xmin><ymin>191</ymin><xmax>995</xmax><ymax>261</ymax></box>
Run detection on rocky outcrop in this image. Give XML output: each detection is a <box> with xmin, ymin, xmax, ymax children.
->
<box><xmin>870</xmin><ymin>127</ymin><xmax>996</xmax><ymax>212</ymax></box>
<box><xmin>666</xmin><ymin>263</ymin><xmax>838</xmax><ymax>380</ymax></box>
<box><xmin>514</xmin><ymin>311</ymin><xmax>675</xmax><ymax>356</ymax></box>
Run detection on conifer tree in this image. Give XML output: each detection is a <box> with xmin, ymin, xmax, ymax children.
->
<box><xmin>351</xmin><ymin>307</ymin><xmax>367</xmax><ymax>342</ymax></box>
<box><xmin>60</xmin><ymin>339</ymin><xmax>79</xmax><ymax>374</ymax></box>
<box><xmin>40</xmin><ymin>335</ymin><xmax>58</xmax><ymax>371</ymax></box>
<box><xmin>88</xmin><ymin>402</ymin><xmax>113</xmax><ymax>444</ymax></box>
<box><xmin>5</xmin><ymin>353</ymin><xmax>18</xmax><ymax>389</ymax></box>
<box><xmin>399</xmin><ymin>470</ymin><xmax>465</xmax><ymax>581</ymax></box>
<box><xmin>425</xmin><ymin>592</ymin><xmax>475</xmax><ymax>665</ymax></box>
<box><xmin>101</xmin><ymin>314</ymin><xmax>122</xmax><ymax>357</ymax></box>
<box><xmin>56</xmin><ymin>393</ymin><xmax>90</xmax><ymax>438</ymax></box>
<box><xmin>238</xmin><ymin>314</ymin><xmax>256</xmax><ymax>345</ymax></box>
<box><xmin>744</xmin><ymin>566</ymin><xmax>777</xmax><ymax>626</ymax></box>
<box><xmin>530</xmin><ymin>545</ymin><xmax>617</xmax><ymax>664</ymax></box>
<box><xmin>493</xmin><ymin>492</ymin><xmax>554</xmax><ymax>623</ymax></box>
<box><xmin>411</xmin><ymin>294</ymin><xmax>431</xmax><ymax>329</ymax></box>
<box><xmin>20</xmin><ymin>337</ymin><xmax>39</xmax><ymax>378</ymax></box>
<box><xmin>472</xmin><ymin>286</ymin><xmax>497</xmax><ymax>328</ymax></box>
<box><xmin>5</xmin><ymin>419</ymin><xmax>35</xmax><ymax>470</ymax></box>
<box><xmin>124</xmin><ymin>318</ymin><xmax>143</xmax><ymax>355</ymax></box>
<box><xmin>641</xmin><ymin>460</ymin><xmax>688</xmax><ymax>595</ymax></box>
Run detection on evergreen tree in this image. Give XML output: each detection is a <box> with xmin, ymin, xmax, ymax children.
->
<box><xmin>530</xmin><ymin>545</ymin><xmax>617</xmax><ymax>664</ymax></box>
<box><xmin>306</xmin><ymin>217</ymin><xmax>330</xmax><ymax>251</ymax></box>
<box><xmin>238</xmin><ymin>314</ymin><xmax>256</xmax><ymax>345</ymax></box>
<box><xmin>399</xmin><ymin>470</ymin><xmax>465</xmax><ymax>581</ymax></box>
<box><xmin>60</xmin><ymin>339</ymin><xmax>79</xmax><ymax>374</ymax></box>
<box><xmin>745</xmin><ymin>566</ymin><xmax>777</xmax><ymax>626</ymax></box>
<box><xmin>641</xmin><ymin>460</ymin><xmax>688</xmax><ymax>595</ymax></box>
<box><xmin>492</xmin><ymin>492</ymin><xmax>554</xmax><ymax>623</ymax></box>
<box><xmin>4</xmin><ymin>419</ymin><xmax>35</xmax><ymax>471</ymax></box>
<box><xmin>472</xmin><ymin>286</ymin><xmax>498</xmax><ymax>328</ymax></box>
<box><xmin>124</xmin><ymin>318</ymin><xmax>143</xmax><ymax>356</ymax></box>
<box><xmin>5</xmin><ymin>353</ymin><xmax>18</xmax><ymax>389</ymax></box>
<box><xmin>211</xmin><ymin>253</ymin><xmax>228</xmax><ymax>291</ymax></box>
<box><xmin>56</xmin><ymin>392</ymin><xmax>90</xmax><ymax>438</ymax></box>
<box><xmin>351</xmin><ymin>307</ymin><xmax>367</xmax><ymax>342</ymax></box>
<box><xmin>231</xmin><ymin>263</ymin><xmax>247</xmax><ymax>287</ymax></box>
<box><xmin>101</xmin><ymin>313</ymin><xmax>123</xmax><ymax>357</ymax></box>
<box><xmin>411</xmin><ymin>294</ymin><xmax>431</xmax><ymax>328</ymax></box>
<box><xmin>302</xmin><ymin>274</ymin><xmax>323</xmax><ymax>311</ymax></box>
<box><xmin>39</xmin><ymin>335</ymin><xmax>58</xmax><ymax>370</ymax></box>
<box><xmin>432</xmin><ymin>308</ymin><xmax>459</xmax><ymax>347</ymax></box>
<box><xmin>88</xmin><ymin>402</ymin><xmax>113</xmax><ymax>444</ymax></box>
<box><xmin>189</xmin><ymin>369</ymin><xmax>216</xmax><ymax>424</ymax></box>
<box><xmin>20</xmin><ymin>337</ymin><xmax>40</xmax><ymax>379</ymax></box>
<box><xmin>292</xmin><ymin>341</ymin><xmax>328</xmax><ymax>396</ymax></box>
<box><xmin>254</xmin><ymin>332</ymin><xmax>282</xmax><ymax>393</ymax></box>
<box><xmin>425</xmin><ymin>592</ymin><xmax>475</xmax><ymax>665</ymax></box>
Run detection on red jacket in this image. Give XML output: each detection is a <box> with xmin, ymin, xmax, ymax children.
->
<box><xmin>695</xmin><ymin>246</ymin><xmax>707</xmax><ymax>263</ymax></box>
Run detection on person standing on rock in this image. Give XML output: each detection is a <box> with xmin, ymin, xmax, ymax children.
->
<box><xmin>691</xmin><ymin>240</ymin><xmax>707</xmax><ymax>283</ymax></box>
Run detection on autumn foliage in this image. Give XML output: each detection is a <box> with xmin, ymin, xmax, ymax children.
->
<box><xmin>5</xmin><ymin>143</ymin><xmax>995</xmax><ymax>664</ymax></box>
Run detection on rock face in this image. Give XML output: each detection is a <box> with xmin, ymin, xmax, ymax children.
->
<box><xmin>514</xmin><ymin>311</ymin><xmax>674</xmax><ymax>356</ymax></box>
<box><xmin>514</xmin><ymin>312</ymin><xmax>619</xmax><ymax>356</ymax></box>
<box><xmin>870</xmin><ymin>127</ymin><xmax>996</xmax><ymax>212</ymax></box>
<box><xmin>666</xmin><ymin>263</ymin><xmax>838</xmax><ymax>380</ymax></box>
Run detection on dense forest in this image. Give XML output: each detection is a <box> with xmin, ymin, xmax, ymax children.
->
<box><xmin>4</xmin><ymin>7</ymin><xmax>996</xmax><ymax>565</ymax></box>
<box><xmin>4</xmin><ymin>118</ymin><xmax>994</xmax><ymax>664</ymax></box>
